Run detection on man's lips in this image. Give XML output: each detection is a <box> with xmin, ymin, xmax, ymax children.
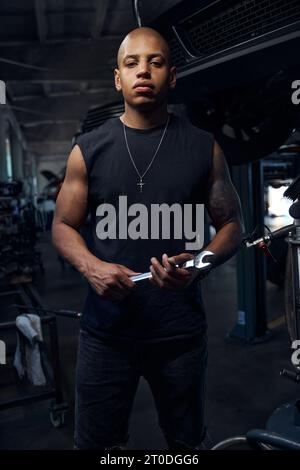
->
<box><xmin>134</xmin><ymin>86</ymin><xmax>154</xmax><ymax>93</ymax></box>
<box><xmin>133</xmin><ymin>82</ymin><xmax>154</xmax><ymax>93</ymax></box>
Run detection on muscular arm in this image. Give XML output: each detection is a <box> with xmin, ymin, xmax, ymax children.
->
<box><xmin>204</xmin><ymin>140</ymin><xmax>244</xmax><ymax>266</ymax></box>
<box><xmin>52</xmin><ymin>144</ymin><xmax>97</xmax><ymax>276</ymax></box>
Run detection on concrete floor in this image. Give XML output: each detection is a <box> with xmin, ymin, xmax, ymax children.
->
<box><xmin>0</xmin><ymin>230</ymin><xmax>298</xmax><ymax>450</ymax></box>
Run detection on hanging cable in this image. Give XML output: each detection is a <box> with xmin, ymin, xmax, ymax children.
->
<box><xmin>133</xmin><ymin>0</ymin><xmax>142</xmax><ymax>27</ymax></box>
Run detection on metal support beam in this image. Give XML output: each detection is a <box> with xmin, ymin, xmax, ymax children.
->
<box><xmin>10</xmin><ymin>127</ymin><xmax>24</xmax><ymax>180</ymax></box>
<box><xmin>0</xmin><ymin>109</ymin><xmax>8</xmax><ymax>181</ymax></box>
<box><xmin>229</xmin><ymin>161</ymin><xmax>272</xmax><ymax>343</ymax></box>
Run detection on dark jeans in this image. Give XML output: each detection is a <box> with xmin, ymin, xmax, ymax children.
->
<box><xmin>74</xmin><ymin>328</ymin><xmax>208</xmax><ymax>450</ymax></box>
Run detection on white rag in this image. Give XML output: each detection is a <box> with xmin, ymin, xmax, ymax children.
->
<box><xmin>13</xmin><ymin>313</ymin><xmax>46</xmax><ymax>386</ymax></box>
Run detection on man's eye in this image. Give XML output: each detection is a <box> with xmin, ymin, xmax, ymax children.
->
<box><xmin>151</xmin><ymin>62</ymin><xmax>161</xmax><ymax>66</ymax></box>
<box><xmin>126</xmin><ymin>62</ymin><xmax>136</xmax><ymax>67</ymax></box>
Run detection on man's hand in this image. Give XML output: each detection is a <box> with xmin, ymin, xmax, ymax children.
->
<box><xmin>86</xmin><ymin>259</ymin><xmax>141</xmax><ymax>302</ymax></box>
<box><xmin>149</xmin><ymin>253</ymin><xmax>195</xmax><ymax>290</ymax></box>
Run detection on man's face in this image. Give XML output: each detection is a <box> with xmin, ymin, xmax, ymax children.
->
<box><xmin>114</xmin><ymin>34</ymin><xmax>176</xmax><ymax>110</ymax></box>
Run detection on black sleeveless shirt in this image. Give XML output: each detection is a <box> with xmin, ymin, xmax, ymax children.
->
<box><xmin>74</xmin><ymin>113</ymin><xmax>214</xmax><ymax>343</ymax></box>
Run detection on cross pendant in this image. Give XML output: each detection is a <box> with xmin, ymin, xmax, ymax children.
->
<box><xmin>137</xmin><ymin>179</ymin><xmax>145</xmax><ymax>192</ymax></box>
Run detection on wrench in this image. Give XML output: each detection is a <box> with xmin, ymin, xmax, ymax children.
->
<box><xmin>130</xmin><ymin>250</ymin><xmax>215</xmax><ymax>282</ymax></box>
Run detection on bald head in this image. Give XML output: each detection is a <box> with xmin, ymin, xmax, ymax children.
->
<box><xmin>117</xmin><ymin>27</ymin><xmax>171</xmax><ymax>69</ymax></box>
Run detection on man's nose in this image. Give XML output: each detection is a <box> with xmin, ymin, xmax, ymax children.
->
<box><xmin>136</xmin><ymin>61</ymin><xmax>151</xmax><ymax>76</ymax></box>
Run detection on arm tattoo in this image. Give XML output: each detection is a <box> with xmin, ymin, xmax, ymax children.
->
<box><xmin>205</xmin><ymin>142</ymin><xmax>243</xmax><ymax>231</ymax></box>
<box><xmin>207</xmin><ymin>178</ymin><xmax>242</xmax><ymax>231</ymax></box>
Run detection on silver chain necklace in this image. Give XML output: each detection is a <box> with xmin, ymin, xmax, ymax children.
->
<box><xmin>122</xmin><ymin>114</ymin><xmax>170</xmax><ymax>192</ymax></box>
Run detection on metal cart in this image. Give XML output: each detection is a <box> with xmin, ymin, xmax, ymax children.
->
<box><xmin>0</xmin><ymin>283</ymin><xmax>71</xmax><ymax>427</ymax></box>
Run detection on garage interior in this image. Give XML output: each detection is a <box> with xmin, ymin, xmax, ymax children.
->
<box><xmin>0</xmin><ymin>0</ymin><xmax>300</xmax><ymax>451</ymax></box>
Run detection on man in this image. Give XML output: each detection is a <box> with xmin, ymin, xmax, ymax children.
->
<box><xmin>52</xmin><ymin>27</ymin><xmax>243</xmax><ymax>451</ymax></box>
